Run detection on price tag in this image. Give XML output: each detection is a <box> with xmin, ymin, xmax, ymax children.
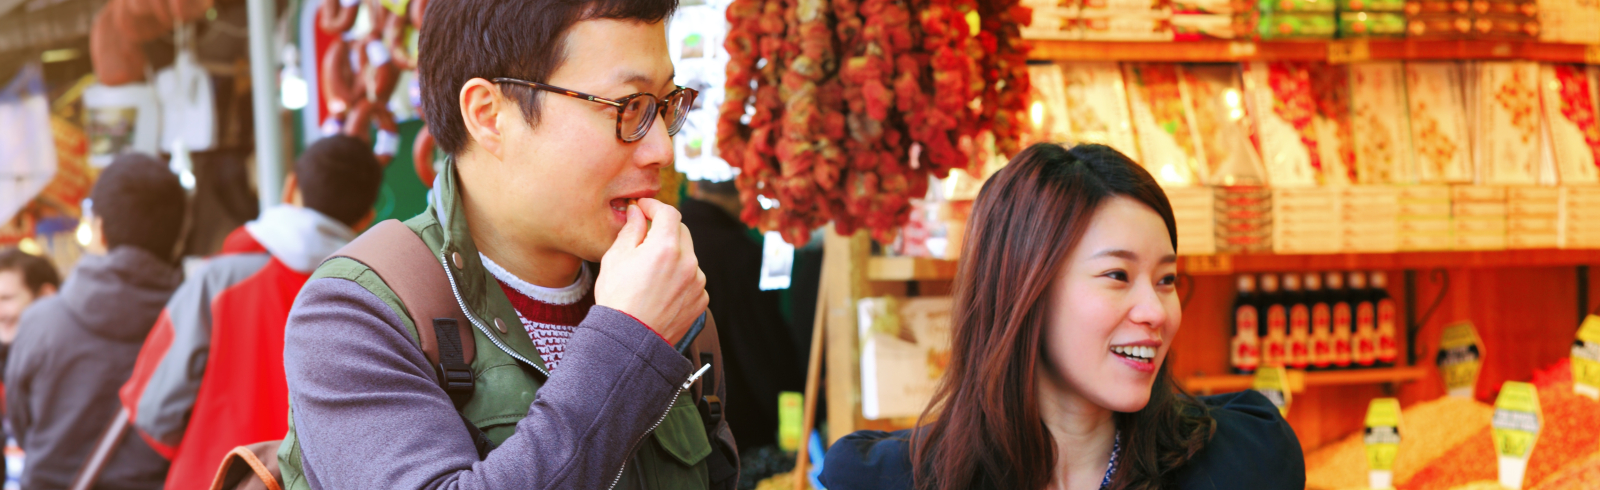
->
<box><xmin>1181</xmin><ymin>254</ymin><xmax>1233</xmax><ymax>275</ymax></box>
<box><xmin>1327</xmin><ymin>40</ymin><xmax>1371</xmax><ymax>64</ymax></box>
<box><xmin>778</xmin><ymin>391</ymin><xmax>803</xmax><ymax>452</ymax></box>
<box><xmin>1573</xmin><ymin>315</ymin><xmax>1600</xmax><ymax>399</ymax></box>
<box><xmin>1253</xmin><ymin>366</ymin><xmax>1292</xmax><ymax>416</ymax></box>
<box><xmin>1584</xmin><ymin>45</ymin><xmax>1600</xmax><ymax>65</ymax></box>
<box><xmin>1364</xmin><ymin>398</ymin><xmax>1402</xmax><ymax>490</ymax></box>
<box><xmin>1436</xmin><ymin>322</ymin><xmax>1484</xmax><ymax>398</ymax></box>
<box><xmin>1492</xmin><ymin>381</ymin><xmax>1542</xmax><ymax>489</ymax></box>
<box><xmin>1227</xmin><ymin>42</ymin><xmax>1259</xmax><ymax>58</ymax></box>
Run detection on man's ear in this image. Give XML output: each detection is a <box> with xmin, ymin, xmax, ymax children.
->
<box><xmin>459</xmin><ymin>78</ymin><xmax>508</xmax><ymax>160</ymax></box>
<box><xmin>352</xmin><ymin>209</ymin><xmax>377</xmax><ymax>233</ymax></box>
<box><xmin>282</xmin><ymin>172</ymin><xmax>302</xmax><ymax>206</ymax></box>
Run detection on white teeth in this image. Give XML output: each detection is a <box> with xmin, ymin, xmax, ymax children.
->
<box><xmin>1112</xmin><ymin>345</ymin><xmax>1157</xmax><ymax>362</ymax></box>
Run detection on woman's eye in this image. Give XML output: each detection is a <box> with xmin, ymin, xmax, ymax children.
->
<box><xmin>1103</xmin><ymin>271</ymin><xmax>1129</xmax><ymax>282</ymax></box>
<box><xmin>1159</xmin><ymin>274</ymin><xmax>1178</xmax><ymax>286</ymax></box>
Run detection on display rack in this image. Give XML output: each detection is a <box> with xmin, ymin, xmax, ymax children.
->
<box><xmin>1029</xmin><ymin>39</ymin><xmax>1600</xmax><ymax>63</ymax></box>
<box><xmin>867</xmin><ymin>249</ymin><xmax>1600</xmax><ymax>281</ymax></box>
<box><xmin>1179</xmin><ymin>366</ymin><xmax>1430</xmax><ymax>395</ymax></box>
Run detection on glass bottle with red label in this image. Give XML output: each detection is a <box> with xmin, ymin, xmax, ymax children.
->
<box><xmin>1231</xmin><ymin>274</ymin><xmax>1261</xmax><ymax>374</ymax></box>
<box><xmin>1261</xmin><ymin>273</ymin><xmax>1287</xmax><ymax>369</ymax></box>
<box><xmin>1371</xmin><ymin>271</ymin><xmax>1398</xmax><ymax>367</ymax></box>
<box><xmin>1285</xmin><ymin>273</ymin><xmax>1311</xmax><ymax>370</ymax></box>
<box><xmin>1308</xmin><ymin>272</ymin><xmax>1332</xmax><ymax>370</ymax></box>
<box><xmin>1332</xmin><ymin>272</ymin><xmax>1355</xmax><ymax>369</ymax></box>
<box><xmin>1351</xmin><ymin>271</ymin><xmax>1379</xmax><ymax>367</ymax></box>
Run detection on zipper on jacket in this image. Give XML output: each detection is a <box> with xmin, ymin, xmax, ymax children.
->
<box><xmin>607</xmin><ymin>365</ymin><xmax>705</xmax><ymax>490</ymax></box>
<box><xmin>439</xmin><ymin>255</ymin><xmax>551</xmax><ymax>379</ymax></box>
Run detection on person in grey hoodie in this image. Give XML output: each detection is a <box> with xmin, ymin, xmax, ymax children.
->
<box><xmin>5</xmin><ymin>153</ymin><xmax>187</xmax><ymax>490</ymax></box>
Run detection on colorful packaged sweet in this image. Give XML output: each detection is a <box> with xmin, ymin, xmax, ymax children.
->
<box><xmin>1541</xmin><ymin>64</ymin><xmax>1600</xmax><ymax>185</ymax></box>
<box><xmin>1021</xmin><ymin>7</ymin><xmax>1084</xmax><ymax>39</ymax></box>
<box><xmin>1173</xmin><ymin>0</ymin><xmax>1253</xmax><ymax>12</ymax></box>
<box><xmin>1471</xmin><ymin>14</ymin><xmax>1540</xmax><ymax>39</ymax></box>
<box><xmin>1342</xmin><ymin>0</ymin><xmax>1407</xmax><ymax>9</ymax></box>
<box><xmin>1245</xmin><ymin>62</ymin><xmax>1357</xmax><ymax>187</ymax></box>
<box><xmin>1059</xmin><ymin>62</ymin><xmax>1141</xmax><ymax>158</ymax></box>
<box><xmin>1125</xmin><ymin>63</ymin><xmax>1204</xmax><ymax>186</ymax></box>
<box><xmin>1257</xmin><ymin>13</ymin><xmax>1339</xmax><ymax>37</ymax></box>
<box><xmin>1078</xmin><ymin>13</ymin><xmax>1177</xmax><ymax>40</ymax></box>
<box><xmin>1172</xmin><ymin>14</ymin><xmax>1253</xmax><ymax>39</ymax></box>
<box><xmin>1349</xmin><ymin>62</ymin><xmax>1417</xmax><ymax>184</ymax></box>
<box><xmin>1026</xmin><ymin>64</ymin><xmax>1074</xmax><ymax>146</ymax></box>
<box><xmin>1182</xmin><ymin>64</ymin><xmax>1267</xmax><ymax>186</ymax></box>
<box><xmin>1404</xmin><ymin>0</ymin><xmax>1461</xmax><ymax>14</ymax></box>
<box><xmin>1081</xmin><ymin>0</ymin><xmax>1172</xmax><ymax>11</ymax></box>
<box><xmin>1259</xmin><ymin>0</ymin><xmax>1338</xmax><ymax>11</ymax></box>
<box><xmin>1476</xmin><ymin>62</ymin><xmax>1542</xmax><ymax>185</ymax></box>
<box><xmin>1407</xmin><ymin>14</ymin><xmax>1474</xmax><ymax>38</ymax></box>
<box><xmin>1405</xmin><ymin>62</ymin><xmax>1473</xmax><ymax>184</ymax></box>
<box><xmin>1338</xmin><ymin>12</ymin><xmax>1408</xmax><ymax>36</ymax></box>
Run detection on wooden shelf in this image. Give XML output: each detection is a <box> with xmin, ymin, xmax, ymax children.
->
<box><xmin>1179</xmin><ymin>366</ymin><xmax>1429</xmax><ymax>394</ymax></box>
<box><xmin>1029</xmin><ymin>39</ymin><xmax>1599</xmax><ymax>63</ymax></box>
<box><xmin>868</xmin><ymin>249</ymin><xmax>1600</xmax><ymax>281</ymax></box>
<box><xmin>867</xmin><ymin>256</ymin><xmax>961</xmax><ymax>281</ymax></box>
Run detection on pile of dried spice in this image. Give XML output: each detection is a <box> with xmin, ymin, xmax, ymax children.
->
<box><xmin>1305</xmin><ymin>396</ymin><xmax>1495</xmax><ymax>490</ymax></box>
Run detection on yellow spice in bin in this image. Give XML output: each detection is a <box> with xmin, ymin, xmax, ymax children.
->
<box><xmin>1305</xmin><ymin>396</ymin><xmax>1495</xmax><ymax>490</ymax></box>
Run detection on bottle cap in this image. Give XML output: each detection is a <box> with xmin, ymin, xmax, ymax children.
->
<box><xmin>1371</xmin><ymin>271</ymin><xmax>1388</xmax><ymax>289</ymax></box>
<box><xmin>1326</xmin><ymin>272</ymin><xmax>1344</xmax><ymax>290</ymax></box>
<box><xmin>1261</xmin><ymin>274</ymin><xmax>1280</xmax><ymax>293</ymax></box>
<box><xmin>1283</xmin><ymin>273</ymin><xmax>1301</xmax><ymax>292</ymax></box>
<box><xmin>1237</xmin><ymin>274</ymin><xmax>1256</xmax><ymax>293</ymax></box>
<box><xmin>1304</xmin><ymin>273</ymin><xmax>1322</xmax><ymax>291</ymax></box>
<box><xmin>1349</xmin><ymin>272</ymin><xmax>1368</xmax><ymax>290</ymax></box>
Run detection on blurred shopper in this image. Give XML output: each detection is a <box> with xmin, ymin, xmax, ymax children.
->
<box><xmin>821</xmin><ymin>144</ymin><xmax>1304</xmax><ymax>490</ymax></box>
<box><xmin>5</xmin><ymin>153</ymin><xmax>186</xmax><ymax>490</ymax></box>
<box><xmin>277</xmin><ymin>1</ymin><xmax>736</xmax><ymax>488</ymax></box>
<box><xmin>0</xmin><ymin>249</ymin><xmax>60</xmax><ymax>368</ymax></box>
<box><xmin>119</xmin><ymin>135</ymin><xmax>383</xmax><ymax>490</ymax></box>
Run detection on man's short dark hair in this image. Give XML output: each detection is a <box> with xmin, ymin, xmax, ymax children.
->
<box><xmin>0</xmin><ymin>249</ymin><xmax>59</xmax><ymax>296</ymax></box>
<box><xmin>297</xmin><ymin>135</ymin><xmax>384</xmax><ymax>226</ymax></box>
<box><xmin>418</xmin><ymin>0</ymin><xmax>679</xmax><ymax>157</ymax></box>
<box><xmin>90</xmin><ymin>153</ymin><xmax>187</xmax><ymax>260</ymax></box>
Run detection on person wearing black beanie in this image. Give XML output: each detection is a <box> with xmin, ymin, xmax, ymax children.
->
<box><xmin>6</xmin><ymin>152</ymin><xmax>185</xmax><ymax>490</ymax></box>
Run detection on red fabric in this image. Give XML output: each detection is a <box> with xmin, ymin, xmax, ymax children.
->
<box><xmin>120</xmin><ymin>309</ymin><xmax>181</xmax><ymax>458</ymax></box>
<box><xmin>218</xmin><ymin>226</ymin><xmax>268</xmax><ymax>255</ymax></box>
<box><xmin>496</xmin><ymin>281</ymin><xmax>596</xmax><ymax>371</ymax></box>
<box><xmin>164</xmin><ymin>259</ymin><xmax>309</xmax><ymax>490</ymax></box>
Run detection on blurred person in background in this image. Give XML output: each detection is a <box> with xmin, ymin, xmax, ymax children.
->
<box><xmin>5</xmin><ymin>153</ymin><xmax>187</xmax><ymax>490</ymax></box>
<box><xmin>120</xmin><ymin>135</ymin><xmax>384</xmax><ymax>490</ymax></box>
<box><xmin>0</xmin><ymin>249</ymin><xmax>60</xmax><ymax>369</ymax></box>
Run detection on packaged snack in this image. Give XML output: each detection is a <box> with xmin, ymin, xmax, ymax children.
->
<box><xmin>1540</xmin><ymin>64</ymin><xmax>1600</xmax><ymax>185</ymax></box>
<box><xmin>1341</xmin><ymin>0</ymin><xmax>1407</xmax><ymax>10</ymax></box>
<box><xmin>1338</xmin><ymin>11</ymin><xmax>1409</xmax><ymax>36</ymax></box>
<box><xmin>1257</xmin><ymin>13</ymin><xmax>1338</xmax><ymax>38</ymax></box>
<box><xmin>1125</xmin><ymin>63</ymin><xmax>1203</xmax><ymax>186</ymax></box>
<box><xmin>1078</xmin><ymin>13</ymin><xmax>1176</xmax><ymax>40</ymax></box>
<box><xmin>1404</xmin><ymin>0</ymin><xmax>1457</xmax><ymax>13</ymax></box>
<box><xmin>1349</xmin><ymin>62</ymin><xmax>1417</xmax><ymax>184</ymax></box>
<box><xmin>1258</xmin><ymin>0</ymin><xmax>1338</xmax><ymax>11</ymax></box>
<box><xmin>1471</xmin><ymin>14</ymin><xmax>1540</xmax><ymax>38</ymax></box>
<box><xmin>1182</xmin><ymin>64</ymin><xmax>1267</xmax><ymax>185</ymax></box>
<box><xmin>1405</xmin><ymin>62</ymin><xmax>1473</xmax><ymax>183</ymax></box>
<box><xmin>1172</xmin><ymin>13</ymin><xmax>1252</xmax><ymax>39</ymax></box>
<box><xmin>1026</xmin><ymin>64</ymin><xmax>1073</xmax><ymax>145</ymax></box>
<box><xmin>1173</xmin><ymin>0</ymin><xmax>1252</xmax><ymax>12</ymax></box>
<box><xmin>1021</xmin><ymin>7</ymin><xmax>1084</xmax><ymax>39</ymax></box>
<box><xmin>1407</xmin><ymin>14</ymin><xmax>1474</xmax><ymax>37</ymax></box>
<box><xmin>1476</xmin><ymin>62</ymin><xmax>1542</xmax><ymax>185</ymax></box>
<box><xmin>1059</xmin><ymin>62</ymin><xmax>1142</xmax><ymax>156</ymax></box>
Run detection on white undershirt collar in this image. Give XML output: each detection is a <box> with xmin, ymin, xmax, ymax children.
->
<box><xmin>478</xmin><ymin>253</ymin><xmax>592</xmax><ymax>306</ymax></box>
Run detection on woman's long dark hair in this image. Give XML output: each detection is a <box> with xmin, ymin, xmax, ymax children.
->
<box><xmin>910</xmin><ymin>143</ymin><xmax>1216</xmax><ymax>490</ymax></box>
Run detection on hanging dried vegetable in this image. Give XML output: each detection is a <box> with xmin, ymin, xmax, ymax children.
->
<box><xmin>721</xmin><ymin>0</ymin><xmax>1032</xmax><ymax>246</ymax></box>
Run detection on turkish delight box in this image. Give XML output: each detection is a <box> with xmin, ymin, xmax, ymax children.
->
<box><xmin>1027</xmin><ymin>64</ymin><xmax>1075</xmax><ymax>145</ymax></box>
<box><xmin>1349</xmin><ymin>62</ymin><xmax>1417</xmax><ymax>185</ymax></box>
<box><xmin>1405</xmin><ymin>62</ymin><xmax>1474</xmax><ymax>184</ymax></box>
<box><xmin>1060</xmin><ymin>63</ymin><xmax>1142</xmax><ymax>158</ymax></box>
<box><xmin>1540</xmin><ymin>64</ymin><xmax>1600</xmax><ymax>185</ymax></box>
<box><xmin>1476</xmin><ymin>62</ymin><xmax>1543</xmax><ymax>186</ymax></box>
<box><xmin>1245</xmin><ymin>62</ymin><xmax>1356</xmax><ymax>187</ymax></box>
<box><xmin>1126</xmin><ymin>63</ymin><xmax>1205</xmax><ymax>186</ymax></box>
<box><xmin>1182</xmin><ymin>64</ymin><xmax>1268</xmax><ymax>186</ymax></box>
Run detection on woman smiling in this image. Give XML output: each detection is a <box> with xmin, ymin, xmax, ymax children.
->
<box><xmin>820</xmin><ymin>143</ymin><xmax>1305</xmax><ymax>490</ymax></box>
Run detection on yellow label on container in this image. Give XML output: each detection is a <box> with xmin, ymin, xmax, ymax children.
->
<box><xmin>1437</xmin><ymin>322</ymin><xmax>1484</xmax><ymax>397</ymax></box>
<box><xmin>1492</xmin><ymin>381</ymin><xmax>1542</xmax><ymax>460</ymax></box>
<box><xmin>1364</xmin><ymin>398</ymin><xmax>1402</xmax><ymax>474</ymax></box>
<box><xmin>777</xmin><ymin>392</ymin><xmax>804</xmax><ymax>452</ymax></box>
<box><xmin>1574</xmin><ymin>315</ymin><xmax>1600</xmax><ymax>400</ymax></box>
<box><xmin>1253</xmin><ymin>366</ymin><xmax>1291</xmax><ymax>416</ymax></box>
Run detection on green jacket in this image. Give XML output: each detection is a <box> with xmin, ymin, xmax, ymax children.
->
<box><xmin>277</xmin><ymin>160</ymin><xmax>736</xmax><ymax>490</ymax></box>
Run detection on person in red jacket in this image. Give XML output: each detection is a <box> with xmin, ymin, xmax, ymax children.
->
<box><xmin>119</xmin><ymin>135</ymin><xmax>384</xmax><ymax>489</ymax></box>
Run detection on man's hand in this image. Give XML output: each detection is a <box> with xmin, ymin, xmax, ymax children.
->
<box><xmin>595</xmin><ymin>198</ymin><xmax>708</xmax><ymax>346</ymax></box>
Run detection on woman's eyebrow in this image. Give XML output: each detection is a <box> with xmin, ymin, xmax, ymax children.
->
<box><xmin>1088</xmin><ymin>249</ymin><xmax>1179</xmax><ymax>264</ymax></box>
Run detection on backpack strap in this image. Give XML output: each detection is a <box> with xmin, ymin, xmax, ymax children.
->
<box><xmin>326</xmin><ymin>220</ymin><xmax>491</xmax><ymax>457</ymax></box>
<box><xmin>683</xmin><ymin>314</ymin><xmax>739</xmax><ymax>487</ymax></box>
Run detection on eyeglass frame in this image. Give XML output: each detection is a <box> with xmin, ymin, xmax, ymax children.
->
<box><xmin>490</xmin><ymin>77</ymin><xmax>697</xmax><ymax>143</ymax></box>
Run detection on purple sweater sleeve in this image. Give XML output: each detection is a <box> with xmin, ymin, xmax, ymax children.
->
<box><xmin>283</xmin><ymin>276</ymin><xmax>696</xmax><ymax>490</ymax></box>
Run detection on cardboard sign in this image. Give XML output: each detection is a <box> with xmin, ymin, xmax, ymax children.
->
<box><xmin>1574</xmin><ymin>315</ymin><xmax>1600</xmax><ymax>400</ymax></box>
<box><xmin>1492</xmin><ymin>381</ymin><xmax>1543</xmax><ymax>489</ymax></box>
<box><xmin>1253</xmin><ymin>366</ymin><xmax>1292</xmax><ymax>416</ymax></box>
<box><xmin>1437</xmin><ymin>322</ymin><xmax>1485</xmax><ymax>398</ymax></box>
<box><xmin>1364</xmin><ymin>398</ymin><xmax>1402</xmax><ymax>490</ymax></box>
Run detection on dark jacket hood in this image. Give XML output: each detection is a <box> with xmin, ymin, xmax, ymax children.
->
<box><xmin>60</xmin><ymin>246</ymin><xmax>183</xmax><ymax>342</ymax></box>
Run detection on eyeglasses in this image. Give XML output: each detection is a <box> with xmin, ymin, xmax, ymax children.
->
<box><xmin>491</xmin><ymin>77</ymin><xmax>697</xmax><ymax>143</ymax></box>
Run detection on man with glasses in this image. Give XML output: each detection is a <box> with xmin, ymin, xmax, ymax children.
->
<box><xmin>278</xmin><ymin>1</ymin><xmax>735</xmax><ymax>489</ymax></box>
